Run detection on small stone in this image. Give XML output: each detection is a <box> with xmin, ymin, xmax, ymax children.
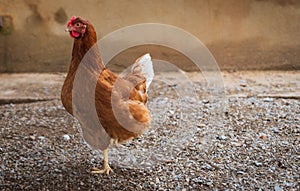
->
<box><xmin>38</xmin><ymin>136</ymin><xmax>45</xmax><ymax>141</ymax></box>
<box><xmin>43</xmin><ymin>166</ymin><xmax>49</xmax><ymax>171</ymax></box>
<box><xmin>254</xmin><ymin>161</ymin><xmax>262</xmax><ymax>167</ymax></box>
<box><xmin>263</xmin><ymin>97</ymin><xmax>274</xmax><ymax>102</ymax></box>
<box><xmin>3</xmin><ymin>112</ymin><xmax>10</xmax><ymax>117</ymax></box>
<box><xmin>29</xmin><ymin>135</ymin><xmax>36</xmax><ymax>141</ymax></box>
<box><xmin>270</xmin><ymin>166</ymin><xmax>276</xmax><ymax>171</ymax></box>
<box><xmin>197</xmin><ymin>123</ymin><xmax>206</xmax><ymax>128</ymax></box>
<box><xmin>231</xmin><ymin>141</ymin><xmax>243</xmax><ymax>147</ymax></box>
<box><xmin>284</xmin><ymin>181</ymin><xmax>292</xmax><ymax>187</ymax></box>
<box><xmin>144</xmin><ymin>183</ymin><xmax>150</xmax><ymax>188</ymax></box>
<box><xmin>239</xmin><ymin>80</ymin><xmax>247</xmax><ymax>87</ymax></box>
<box><xmin>249</xmin><ymin>97</ymin><xmax>257</xmax><ymax>104</ymax></box>
<box><xmin>260</xmin><ymin>134</ymin><xmax>267</xmax><ymax>140</ymax></box>
<box><xmin>168</xmin><ymin>110</ymin><xmax>175</xmax><ymax>115</ymax></box>
<box><xmin>206</xmin><ymin>181</ymin><xmax>213</xmax><ymax>186</ymax></box>
<box><xmin>274</xmin><ymin>183</ymin><xmax>282</xmax><ymax>191</ymax></box>
<box><xmin>202</xmin><ymin>100</ymin><xmax>209</xmax><ymax>104</ymax></box>
<box><xmin>155</xmin><ymin>177</ymin><xmax>160</xmax><ymax>184</ymax></box>
<box><xmin>63</xmin><ymin>134</ymin><xmax>70</xmax><ymax>141</ymax></box>
<box><xmin>217</xmin><ymin>135</ymin><xmax>227</xmax><ymax>140</ymax></box>
<box><xmin>20</xmin><ymin>117</ymin><xmax>27</xmax><ymax>121</ymax></box>
<box><xmin>54</xmin><ymin>168</ymin><xmax>61</xmax><ymax>173</ymax></box>
<box><xmin>272</xmin><ymin>128</ymin><xmax>280</xmax><ymax>133</ymax></box>
<box><xmin>202</xmin><ymin>163</ymin><xmax>212</xmax><ymax>170</ymax></box>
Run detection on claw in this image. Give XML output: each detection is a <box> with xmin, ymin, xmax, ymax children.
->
<box><xmin>114</xmin><ymin>139</ymin><xmax>119</xmax><ymax>147</ymax></box>
<box><xmin>109</xmin><ymin>139</ymin><xmax>120</xmax><ymax>147</ymax></box>
<box><xmin>91</xmin><ymin>165</ymin><xmax>112</xmax><ymax>175</ymax></box>
<box><xmin>91</xmin><ymin>148</ymin><xmax>112</xmax><ymax>175</ymax></box>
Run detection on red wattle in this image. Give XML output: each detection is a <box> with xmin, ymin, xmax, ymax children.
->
<box><xmin>70</xmin><ymin>31</ymin><xmax>80</xmax><ymax>38</ymax></box>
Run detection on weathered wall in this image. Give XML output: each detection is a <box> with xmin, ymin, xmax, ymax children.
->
<box><xmin>0</xmin><ymin>0</ymin><xmax>300</xmax><ymax>72</ymax></box>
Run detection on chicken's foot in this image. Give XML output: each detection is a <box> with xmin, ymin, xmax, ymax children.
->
<box><xmin>109</xmin><ymin>138</ymin><xmax>119</xmax><ymax>147</ymax></box>
<box><xmin>114</xmin><ymin>139</ymin><xmax>119</xmax><ymax>147</ymax></box>
<box><xmin>91</xmin><ymin>148</ymin><xmax>112</xmax><ymax>175</ymax></box>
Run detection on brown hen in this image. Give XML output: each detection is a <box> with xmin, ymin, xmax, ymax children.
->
<box><xmin>61</xmin><ymin>16</ymin><xmax>154</xmax><ymax>174</ymax></box>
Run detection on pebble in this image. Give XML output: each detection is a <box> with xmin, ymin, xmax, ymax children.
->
<box><xmin>43</xmin><ymin>166</ymin><xmax>49</xmax><ymax>171</ymax></box>
<box><xmin>254</xmin><ymin>161</ymin><xmax>262</xmax><ymax>167</ymax></box>
<box><xmin>38</xmin><ymin>136</ymin><xmax>45</xmax><ymax>141</ymax></box>
<box><xmin>206</xmin><ymin>181</ymin><xmax>213</xmax><ymax>186</ymax></box>
<box><xmin>217</xmin><ymin>135</ymin><xmax>227</xmax><ymax>140</ymax></box>
<box><xmin>231</xmin><ymin>141</ymin><xmax>243</xmax><ymax>147</ymax></box>
<box><xmin>20</xmin><ymin>117</ymin><xmax>27</xmax><ymax>121</ymax></box>
<box><xmin>272</xmin><ymin>128</ymin><xmax>280</xmax><ymax>133</ymax></box>
<box><xmin>263</xmin><ymin>97</ymin><xmax>274</xmax><ymax>102</ymax></box>
<box><xmin>155</xmin><ymin>177</ymin><xmax>160</xmax><ymax>184</ymax></box>
<box><xmin>274</xmin><ymin>183</ymin><xmax>282</xmax><ymax>191</ymax></box>
<box><xmin>260</xmin><ymin>134</ymin><xmax>267</xmax><ymax>140</ymax></box>
<box><xmin>168</xmin><ymin>110</ymin><xmax>175</xmax><ymax>115</ymax></box>
<box><xmin>239</xmin><ymin>80</ymin><xmax>247</xmax><ymax>87</ymax></box>
<box><xmin>150</xmin><ymin>181</ymin><xmax>155</xmax><ymax>186</ymax></box>
<box><xmin>63</xmin><ymin>134</ymin><xmax>71</xmax><ymax>141</ymax></box>
<box><xmin>270</xmin><ymin>166</ymin><xmax>276</xmax><ymax>171</ymax></box>
<box><xmin>29</xmin><ymin>135</ymin><xmax>36</xmax><ymax>141</ymax></box>
<box><xmin>202</xmin><ymin>100</ymin><xmax>210</xmax><ymax>104</ymax></box>
<box><xmin>54</xmin><ymin>168</ymin><xmax>61</xmax><ymax>173</ymax></box>
<box><xmin>196</xmin><ymin>123</ymin><xmax>206</xmax><ymax>128</ymax></box>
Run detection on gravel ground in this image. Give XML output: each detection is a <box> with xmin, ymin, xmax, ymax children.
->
<box><xmin>0</xmin><ymin>71</ymin><xmax>299</xmax><ymax>190</ymax></box>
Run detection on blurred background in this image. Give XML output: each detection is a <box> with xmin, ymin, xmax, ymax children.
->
<box><xmin>0</xmin><ymin>0</ymin><xmax>300</xmax><ymax>73</ymax></box>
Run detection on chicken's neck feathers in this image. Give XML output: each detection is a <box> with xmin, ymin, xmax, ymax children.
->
<box><xmin>69</xmin><ymin>24</ymin><xmax>105</xmax><ymax>76</ymax></box>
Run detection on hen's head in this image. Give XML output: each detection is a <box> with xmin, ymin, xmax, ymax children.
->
<box><xmin>65</xmin><ymin>16</ymin><xmax>88</xmax><ymax>39</ymax></box>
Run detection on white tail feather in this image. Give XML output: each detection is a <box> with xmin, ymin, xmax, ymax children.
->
<box><xmin>132</xmin><ymin>53</ymin><xmax>154</xmax><ymax>92</ymax></box>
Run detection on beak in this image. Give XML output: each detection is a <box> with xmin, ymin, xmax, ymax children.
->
<box><xmin>65</xmin><ymin>26</ymin><xmax>72</xmax><ymax>32</ymax></box>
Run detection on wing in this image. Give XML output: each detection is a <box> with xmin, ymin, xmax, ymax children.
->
<box><xmin>78</xmin><ymin>54</ymin><xmax>154</xmax><ymax>146</ymax></box>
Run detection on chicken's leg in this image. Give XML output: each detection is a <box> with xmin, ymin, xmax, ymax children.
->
<box><xmin>114</xmin><ymin>139</ymin><xmax>119</xmax><ymax>147</ymax></box>
<box><xmin>109</xmin><ymin>138</ymin><xmax>119</xmax><ymax>147</ymax></box>
<box><xmin>91</xmin><ymin>148</ymin><xmax>112</xmax><ymax>175</ymax></box>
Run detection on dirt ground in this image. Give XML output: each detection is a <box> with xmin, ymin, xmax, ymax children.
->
<box><xmin>0</xmin><ymin>71</ymin><xmax>299</xmax><ymax>190</ymax></box>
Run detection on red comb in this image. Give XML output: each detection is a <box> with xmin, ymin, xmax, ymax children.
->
<box><xmin>67</xmin><ymin>16</ymin><xmax>77</xmax><ymax>26</ymax></box>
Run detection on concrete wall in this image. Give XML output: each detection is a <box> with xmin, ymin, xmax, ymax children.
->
<box><xmin>0</xmin><ymin>0</ymin><xmax>300</xmax><ymax>72</ymax></box>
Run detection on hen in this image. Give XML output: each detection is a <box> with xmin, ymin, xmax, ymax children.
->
<box><xmin>61</xmin><ymin>16</ymin><xmax>154</xmax><ymax>174</ymax></box>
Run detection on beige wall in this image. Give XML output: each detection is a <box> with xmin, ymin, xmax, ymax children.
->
<box><xmin>0</xmin><ymin>0</ymin><xmax>300</xmax><ymax>72</ymax></box>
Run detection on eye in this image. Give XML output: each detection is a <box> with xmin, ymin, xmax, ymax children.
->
<box><xmin>75</xmin><ymin>23</ymin><xmax>81</xmax><ymax>27</ymax></box>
